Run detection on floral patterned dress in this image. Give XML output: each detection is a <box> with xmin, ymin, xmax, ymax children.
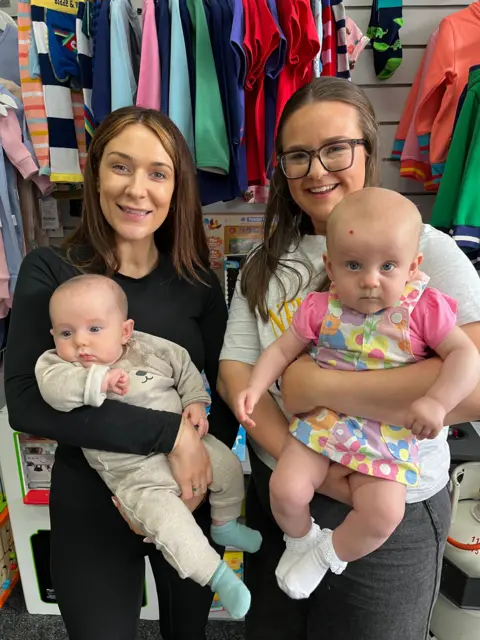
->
<box><xmin>288</xmin><ymin>277</ymin><xmax>431</xmax><ymax>487</ymax></box>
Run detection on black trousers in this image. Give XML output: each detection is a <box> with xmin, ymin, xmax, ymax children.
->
<box><xmin>244</xmin><ymin>448</ymin><xmax>451</xmax><ymax>640</ymax></box>
<box><xmin>49</xmin><ymin>465</ymin><xmax>219</xmax><ymax>640</ymax></box>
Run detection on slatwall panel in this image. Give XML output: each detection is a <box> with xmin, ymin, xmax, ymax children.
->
<box><xmin>2</xmin><ymin>0</ymin><xmax>473</xmax><ymax>217</ymax></box>
<box><xmin>348</xmin><ymin>0</ymin><xmax>473</xmax><ymax>221</ymax></box>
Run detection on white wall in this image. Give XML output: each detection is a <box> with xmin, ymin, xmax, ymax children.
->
<box><xmin>347</xmin><ymin>0</ymin><xmax>474</xmax><ymax>221</ymax></box>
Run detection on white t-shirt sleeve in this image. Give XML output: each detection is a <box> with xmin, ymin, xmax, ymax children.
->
<box><xmin>420</xmin><ymin>225</ymin><xmax>480</xmax><ymax>325</ymax></box>
<box><xmin>220</xmin><ymin>275</ymin><xmax>263</xmax><ymax>366</ymax></box>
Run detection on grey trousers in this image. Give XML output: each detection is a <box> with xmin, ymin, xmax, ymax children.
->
<box><xmin>83</xmin><ymin>434</ymin><xmax>244</xmax><ymax>586</ymax></box>
<box><xmin>245</xmin><ymin>448</ymin><xmax>451</xmax><ymax>640</ymax></box>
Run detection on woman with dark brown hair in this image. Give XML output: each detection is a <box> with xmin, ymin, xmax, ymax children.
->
<box><xmin>4</xmin><ymin>107</ymin><xmax>238</xmax><ymax>639</ymax></box>
<box><xmin>218</xmin><ymin>77</ymin><xmax>480</xmax><ymax>639</ymax></box>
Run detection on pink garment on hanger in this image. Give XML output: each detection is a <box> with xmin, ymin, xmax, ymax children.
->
<box><xmin>346</xmin><ymin>17</ymin><xmax>369</xmax><ymax>69</ymax></box>
<box><xmin>136</xmin><ymin>0</ymin><xmax>161</xmax><ymax>110</ymax></box>
<box><xmin>0</xmin><ymin>107</ymin><xmax>53</xmax><ymax>195</ymax></box>
<box><xmin>0</xmin><ymin>231</ymin><xmax>11</xmax><ymax>317</ymax></box>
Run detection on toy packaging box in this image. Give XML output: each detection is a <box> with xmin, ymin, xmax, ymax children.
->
<box><xmin>18</xmin><ymin>436</ymin><xmax>57</xmax><ymax>490</ymax></box>
<box><xmin>203</xmin><ymin>215</ymin><xmax>265</xmax><ymax>293</ymax></box>
<box><xmin>0</xmin><ymin>509</ymin><xmax>19</xmax><ymax>607</ymax></box>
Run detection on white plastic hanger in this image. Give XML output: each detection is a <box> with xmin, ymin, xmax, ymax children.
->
<box><xmin>0</xmin><ymin>10</ymin><xmax>17</xmax><ymax>32</ymax></box>
<box><xmin>0</xmin><ymin>92</ymin><xmax>17</xmax><ymax>117</ymax></box>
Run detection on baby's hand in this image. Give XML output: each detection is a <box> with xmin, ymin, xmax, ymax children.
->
<box><xmin>235</xmin><ymin>387</ymin><xmax>260</xmax><ymax>429</ymax></box>
<box><xmin>184</xmin><ymin>402</ymin><xmax>209</xmax><ymax>437</ymax></box>
<box><xmin>404</xmin><ymin>396</ymin><xmax>446</xmax><ymax>441</ymax></box>
<box><xmin>104</xmin><ymin>369</ymin><xmax>130</xmax><ymax>396</ymax></box>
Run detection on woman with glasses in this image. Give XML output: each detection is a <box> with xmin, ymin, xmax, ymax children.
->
<box><xmin>218</xmin><ymin>77</ymin><xmax>480</xmax><ymax>640</ymax></box>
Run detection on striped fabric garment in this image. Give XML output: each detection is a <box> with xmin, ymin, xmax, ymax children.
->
<box><xmin>312</xmin><ymin>0</ymin><xmax>323</xmax><ymax>77</ymax></box>
<box><xmin>17</xmin><ymin>0</ymin><xmax>50</xmax><ymax>173</ymax></box>
<box><xmin>31</xmin><ymin>0</ymin><xmax>84</xmax><ymax>182</ymax></box>
<box><xmin>331</xmin><ymin>0</ymin><xmax>349</xmax><ymax>80</ymax></box>
<box><xmin>321</xmin><ymin>0</ymin><xmax>336</xmax><ymax>77</ymax></box>
<box><xmin>76</xmin><ymin>0</ymin><xmax>95</xmax><ymax>148</ymax></box>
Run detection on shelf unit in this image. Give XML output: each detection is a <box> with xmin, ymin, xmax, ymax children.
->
<box><xmin>0</xmin><ymin>406</ymin><xmax>251</xmax><ymax>621</ymax></box>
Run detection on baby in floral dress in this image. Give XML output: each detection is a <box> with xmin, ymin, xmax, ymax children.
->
<box><xmin>236</xmin><ymin>188</ymin><xmax>480</xmax><ymax>600</ymax></box>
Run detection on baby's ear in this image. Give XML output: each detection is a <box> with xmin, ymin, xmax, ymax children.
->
<box><xmin>409</xmin><ymin>252</ymin><xmax>423</xmax><ymax>278</ymax></box>
<box><xmin>323</xmin><ymin>252</ymin><xmax>334</xmax><ymax>282</ymax></box>
<box><xmin>122</xmin><ymin>319</ymin><xmax>135</xmax><ymax>344</ymax></box>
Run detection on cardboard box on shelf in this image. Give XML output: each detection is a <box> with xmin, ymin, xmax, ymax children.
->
<box><xmin>203</xmin><ymin>215</ymin><xmax>265</xmax><ymax>287</ymax></box>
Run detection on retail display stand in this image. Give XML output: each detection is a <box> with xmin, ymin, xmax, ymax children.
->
<box><xmin>0</xmin><ymin>406</ymin><xmax>250</xmax><ymax>621</ymax></box>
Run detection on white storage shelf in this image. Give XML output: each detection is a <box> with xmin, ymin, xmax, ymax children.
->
<box><xmin>0</xmin><ymin>407</ymin><xmax>250</xmax><ymax>622</ymax></box>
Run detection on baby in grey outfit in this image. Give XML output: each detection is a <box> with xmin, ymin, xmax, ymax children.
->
<box><xmin>35</xmin><ymin>274</ymin><xmax>261</xmax><ymax>619</ymax></box>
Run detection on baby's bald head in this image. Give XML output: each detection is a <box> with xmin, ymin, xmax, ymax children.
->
<box><xmin>49</xmin><ymin>274</ymin><xmax>128</xmax><ymax>323</ymax></box>
<box><xmin>326</xmin><ymin>187</ymin><xmax>422</xmax><ymax>258</ymax></box>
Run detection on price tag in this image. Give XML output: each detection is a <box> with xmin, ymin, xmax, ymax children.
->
<box><xmin>39</xmin><ymin>197</ymin><xmax>60</xmax><ymax>230</ymax></box>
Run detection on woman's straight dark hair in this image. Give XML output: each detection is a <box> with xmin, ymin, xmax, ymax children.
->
<box><xmin>241</xmin><ymin>77</ymin><xmax>381</xmax><ymax>321</ymax></box>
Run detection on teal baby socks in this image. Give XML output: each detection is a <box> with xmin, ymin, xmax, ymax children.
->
<box><xmin>211</xmin><ymin>520</ymin><xmax>262</xmax><ymax>554</ymax></box>
<box><xmin>209</xmin><ymin>561</ymin><xmax>251</xmax><ymax>619</ymax></box>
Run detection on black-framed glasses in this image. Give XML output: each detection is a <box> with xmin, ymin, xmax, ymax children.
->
<box><xmin>278</xmin><ymin>139</ymin><xmax>367</xmax><ymax>179</ymax></box>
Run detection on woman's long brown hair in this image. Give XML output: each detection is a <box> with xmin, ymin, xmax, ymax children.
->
<box><xmin>241</xmin><ymin>78</ymin><xmax>381</xmax><ymax>321</ymax></box>
<box><xmin>64</xmin><ymin>107</ymin><xmax>209</xmax><ymax>280</ymax></box>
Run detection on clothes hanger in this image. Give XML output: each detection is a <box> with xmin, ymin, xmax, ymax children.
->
<box><xmin>0</xmin><ymin>10</ymin><xmax>16</xmax><ymax>32</ymax></box>
<box><xmin>0</xmin><ymin>92</ymin><xmax>17</xmax><ymax>118</ymax></box>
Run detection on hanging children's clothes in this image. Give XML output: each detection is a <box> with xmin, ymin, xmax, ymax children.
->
<box><xmin>0</xmin><ymin>229</ymin><xmax>10</xmax><ymax>317</ymax></box>
<box><xmin>229</xmin><ymin>0</ymin><xmax>247</xmax><ymax>194</ymax></box>
<box><xmin>76</xmin><ymin>0</ymin><xmax>94</xmax><ymax>147</ymax></box>
<box><xmin>275</xmin><ymin>0</ymin><xmax>320</xmax><ymax>135</ymax></box>
<box><xmin>17</xmin><ymin>0</ymin><xmax>50</xmax><ymax>173</ymax></box>
<box><xmin>393</xmin><ymin>4</ymin><xmax>480</xmax><ymax>191</ymax></box>
<box><xmin>110</xmin><ymin>0</ymin><xmax>142</xmax><ymax>111</ymax></box>
<box><xmin>320</xmin><ymin>0</ymin><xmax>335</xmax><ymax>77</ymax></box>
<box><xmin>264</xmin><ymin>0</ymin><xmax>286</xmax><ymax>178</ymax></box>
<box><xmin>312</xmin><ymin>0</ymin><xmax>323</xmax><ymax>77</ymax></box>
<box><xmin>31</xmin><ymin>1</ymin><xmax>84</xmax><ymax>182</ymax></box>
<box><xmin>346</xmin><ymin>17</ymin><xmax>369</xmax><ymax>71</ymax></box>
<box><xmin>156</xmin><ymin>0</ymin><xmax>170</xmax><ymax>114</ymax></box>
<box><xmin>187</xmin><ymin>0</ymin><xmax>229</xmax><ymax>174</ymax></box>
<box><xmin>331</xmin><ymin>0</ymin><xmax>349</xmax><ymax>80</ymax></box>
<box><xmin>0</xmin><ymin>147</ymin><xmax>25</xmax><ymax>294</ymax></box>
<box><xmin>391</xmin><ymin>29</ymin><xmax>438</xmax><ymax>192</ymax></box>
<box><xmin>242</xmin><ymin>0</ymin><xmax>280</xmax><ymax>186</ymax></box>
<box><xmin>169</xmin><ymin>0</ymin><xmax>195</xmax><ymax>158</ymax></box>
<box><xmin>430</xmin><ymin>66</ymin><xmax>480</xmax><ymax>269</ymax></box>
<box><xmin>178</xmin><ymin>0</ymin><xmax>195</xmax><ymax>117</ymax></box>
<box><xmin>92</xmin><ymin>0</ymin><xmax>111</xmax><ymax>124</ymax></box>
<box><xmin>198</xmin><ymin>0</ymin><xmax>244</xmax><ymax>205</ymax></box>
<box><xmin>136</xmin><ymin>0</ymin><xmax>161</xmax><ymax>110</ymax></box>
<box><xmin>0</xmin><ymin>21</ymin><xmax>21</xmax><ymax>86</ymax></box>
<box><xmin>367</xmin><ymin>0</ymin><xmax>403</xmax><ymax>80</ymax></box>
<box><xmin>0</xmin><ymin>85</ymin><xmax>52</xmax><ymax>194</ymax></box>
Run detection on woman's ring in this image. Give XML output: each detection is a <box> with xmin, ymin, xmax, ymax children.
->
<box><xmin>192</xmin><ymin>486</ymin><xmax>198</xmax><ymax>493</ymax></box>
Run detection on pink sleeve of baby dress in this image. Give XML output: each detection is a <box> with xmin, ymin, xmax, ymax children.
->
<box><xmin>410</xmin><ymin>287</ymin><xmax>458</xmax><ymax>357</ymax></box>
<box><xmin>136</xmin><ymin>0</ymin><xmax>161</xmax><ymax>110</ymax></box>
<box><xmin>291</xmin><ymin>292</ymin><xmax>329</xmax><ymax>343</ymax></box>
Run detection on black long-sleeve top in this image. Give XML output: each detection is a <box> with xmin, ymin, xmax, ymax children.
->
<box><xmin>4</xmin><ymin>247</ymin><xmax>238</xmax><ymax>507</ymax></box>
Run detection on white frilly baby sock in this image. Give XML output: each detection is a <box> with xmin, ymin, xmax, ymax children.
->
<box><xmin>280</xmin><ymin>528</ymin><xmax>348</xmax><ymax>600</ymax></box>
<box><xmin>275</xmin><ymin>518</ymin><xmax>321</xmax><ymax>590</ymax></box>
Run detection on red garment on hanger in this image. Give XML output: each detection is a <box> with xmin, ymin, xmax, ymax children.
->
<box><xmin>275</xmin><ymin>0</ymin><xmax>320</xmax><ymax>136</ymax></box>
<box><xmin>320</xmin><ymin>0</ymin><xmax>336</xmax><ymax>77</ymax></box>
<box><xmin>242</xmin><ymin>0</ymin><xmax>280</xmax><ymax>186</ymax></box>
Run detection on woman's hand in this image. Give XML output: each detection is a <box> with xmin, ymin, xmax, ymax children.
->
<box><xmin>168</xmin><ymin>415</ymin><xmax>212</xmax><ymax>500</ymax></box>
